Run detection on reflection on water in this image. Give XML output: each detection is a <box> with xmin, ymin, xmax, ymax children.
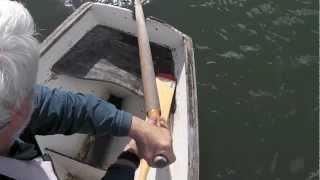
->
<box><xmin>26</xmin><ymin>0</ymin><xmax>318</xmax><ymax>179</ymax></box>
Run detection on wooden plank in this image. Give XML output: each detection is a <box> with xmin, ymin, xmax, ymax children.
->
<box><xmin>155</xmin><ymin>76</ymin><xmax>176</xmax><ymax>121</ymax></box>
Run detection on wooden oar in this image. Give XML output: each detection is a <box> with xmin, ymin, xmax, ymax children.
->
<box><xmin>134</xmin><ymin>0</ymin><xmax>176</xmax><ymax>178</ymax></box>
<box><xmin>138</xmin><ymin>76</ymin><xmax>176</xmax><ymax>180</ymax></box>
<box><xmin>134</xmin><ymin>0</ymin><xmax>160</xmax><ymax>120</ymax></box>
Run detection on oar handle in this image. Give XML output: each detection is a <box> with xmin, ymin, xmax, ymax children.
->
<box><xmin>147</xmin><ymin>109</ymin><xmax>169</xmax><ymax>168</ymax></box>
<box><xmin>153</xmin><ymin>155</ymin><xmax>168</xmax><ymax>168</ymax></box>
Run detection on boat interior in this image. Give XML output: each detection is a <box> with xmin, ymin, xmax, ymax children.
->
<box><xmin>36</xmin><ymin>3</ymin><xmax>192</xmax><ymax>180</ymax></box>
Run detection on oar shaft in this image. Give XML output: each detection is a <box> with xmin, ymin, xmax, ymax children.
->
<box><xmin>134</xmin><ymin>0</ymin><xmax>169</xmax><ymax>175</ymax></box>
<box><xmin>135</xmin><ymin>0</ymin><xmax>160</xmax><ymax>113</ymax></box>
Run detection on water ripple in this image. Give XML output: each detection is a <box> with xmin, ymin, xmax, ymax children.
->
<box><xmin>218</xmin><ymin>51</ymin><xmax>244</xmax><ymax>60</ymax></box>
<box><xmin>189</xmin><ymin>0</ymin><xmax>248</xmax><ymax>9</ymax></box>
<box><xmin>239</xmin><ymin>45</ymin><xmax>261</xmax><ymax>52</ymax></box>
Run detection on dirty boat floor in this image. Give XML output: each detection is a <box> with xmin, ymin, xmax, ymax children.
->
<box><xmin>52</xmin><ymin>25</ymin><xmax>174</xmax><ymax>96</ymax></box>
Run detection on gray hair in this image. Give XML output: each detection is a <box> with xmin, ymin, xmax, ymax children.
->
<box><xmin>0</xmin><ymin>0</ymin><xmax>39</xmax><ymax>130</ymax></box>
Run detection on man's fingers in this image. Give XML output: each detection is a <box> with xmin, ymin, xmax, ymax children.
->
<box><xmin>144</xmin><ymin>153</ymin><xmax>155</xmax><ymax>166</ymax></box>
<box><xmin>147</xmin><ymin>117</ymin><xmax>168</xmax><ymax>128</ymax></box>
<box><xmin>147</xmin><ymin>117</ymin><xmax>157</xmax><ymax>125</ymax></box>
<box><xmin>168</xmin><ymin>150</ymin><xmax>176</xmax><ymax>164</ymax></box>
<box><xmin>135</xmin><ymin>118</ymin><xmax>175</xmax><ymax>168</ymax></box>
<box><xmin>159</xmin><ymin>120</ymin><xmax>169</xmax><ymax>129</ymax></box>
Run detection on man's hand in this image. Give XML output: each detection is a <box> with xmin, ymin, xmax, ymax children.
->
<box><xmin>128</xmin><ymin>116</ymin><xmax>176</xmax><ymax>167</ymax></box>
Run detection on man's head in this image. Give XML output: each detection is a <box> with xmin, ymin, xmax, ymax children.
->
<box><xmin>0</xmin><ymin>0</ymin><xmax>39</xmax><ymax>148</ymax></box>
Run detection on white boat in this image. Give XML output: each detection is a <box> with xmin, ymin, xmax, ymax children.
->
<box><xmin>36</xmin><ymin>2</ymin><xmax>199</xmax><ymax>180</ymax></box>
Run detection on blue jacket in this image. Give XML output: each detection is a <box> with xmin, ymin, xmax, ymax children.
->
<box><xmin>8</xmin><ymin>85</ymin><xmax>135</xmax><ymax>179</ymax></box>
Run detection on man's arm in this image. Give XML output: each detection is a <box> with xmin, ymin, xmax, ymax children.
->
<box><xmin>29</xmin><ymin>85</ymin><xmax>132</xmax><ymax>136</ymax></box>
<box><xmin>30</xmin><ymin>85</ymin><xmax>175</xmax><ymax>167</ymax></box>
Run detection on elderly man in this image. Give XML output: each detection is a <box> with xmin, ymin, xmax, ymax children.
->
<box><xmin>0</xmin><ymin>1</ymin><xmax>175</xmax><ymax>179</ymax></box>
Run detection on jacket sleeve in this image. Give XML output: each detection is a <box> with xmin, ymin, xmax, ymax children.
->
<box><xmin>29</xmin><ymin>85</ymin><xmax>132</xmax><ymax>136</ymax></box>
<box><xmin>102</xmin><ymin>165</ymin><xmax>136</xmax><ymax>180</ymax></box>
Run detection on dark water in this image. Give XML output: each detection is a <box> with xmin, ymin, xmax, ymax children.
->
<box><xmin>25</xmin><ymin>0</ymin><xmax>318</xmax><ymax>179</ymax></box>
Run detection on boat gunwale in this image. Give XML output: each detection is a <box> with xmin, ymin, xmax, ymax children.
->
<box><xmin>40</xmin><ymin>2</ymin><xmax>194</xmax><ymax>56</ymax></box>
<box><xmin>184</xmin><ymin>36</ymin><xmax>199</xmax><ymax>180</ymax></box>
